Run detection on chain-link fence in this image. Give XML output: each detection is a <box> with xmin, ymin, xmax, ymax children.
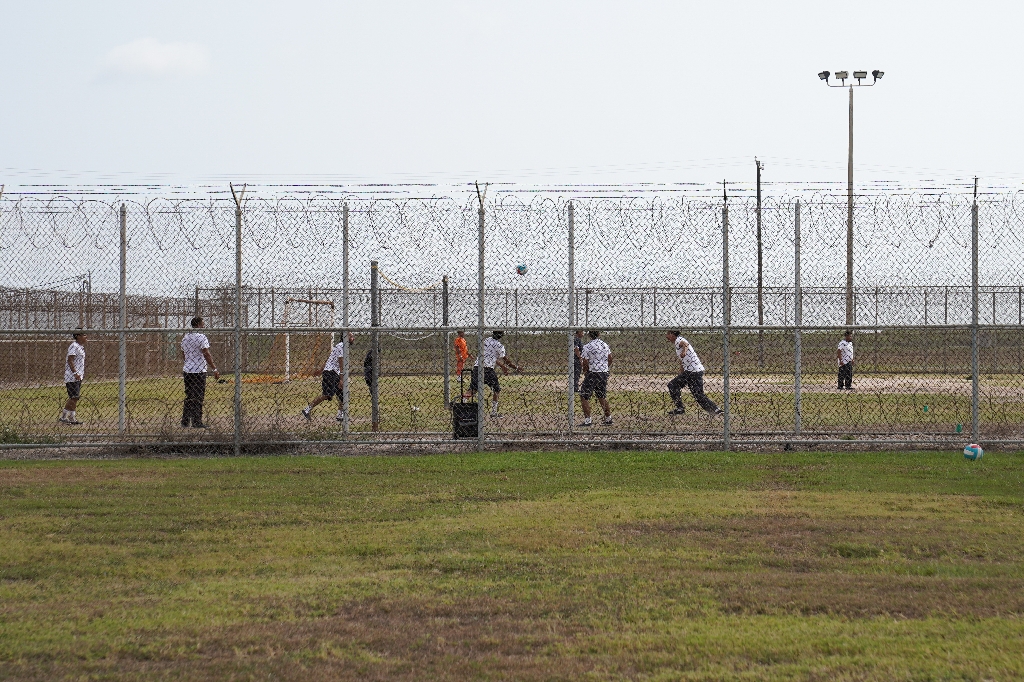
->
<box><xmin>2</xmin><ymin>188</ymin><xmax>1022</xmax><ymax>450</ymax></box>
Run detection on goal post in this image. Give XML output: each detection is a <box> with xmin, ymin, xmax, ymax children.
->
<box><xmin>281</xmin><ymin>297</ymin><xmax>335</xmax><ymax>382</ymax></box>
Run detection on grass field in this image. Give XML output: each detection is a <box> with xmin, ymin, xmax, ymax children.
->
<box><xmin>2</xmin><ymin>371</ymin><xmax>1019</xmax><ymax>442</ymax></box>
<box><xmin>2</xmin><ymin>450</ymin><xmax>1023</xmax><ymax>680</ymax></box>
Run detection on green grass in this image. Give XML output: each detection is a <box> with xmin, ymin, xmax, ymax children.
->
<box><xmin>3</xmin><ymin>372</ymin><xmax>1022</xmax><ymax>441</ymax></box>
<box><xmin>2</xmin><ymin>450</ymin><xmax>1023</xmax><ymax>680</ymax></box>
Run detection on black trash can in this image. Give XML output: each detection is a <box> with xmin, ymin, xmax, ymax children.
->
<box><xmin>452</xmin><ymin>369</ymin><xmax>479</xmax><ymax>438</ymax></box>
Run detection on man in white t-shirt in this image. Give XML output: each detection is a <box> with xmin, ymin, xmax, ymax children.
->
<box><xmin>578</xmin><ymin>330</ymin><xmax>613</xmax><ymax>426</ymax></box>
<box><xmin>59</xmin><ymin>330</ymin><xmax>87</xmax><ymax>425</ymax></box>
<box><xmin>666</xmin><ymin>331</ymin><xmax>722</xmax><ymax>416</ymax></box>
<box><xmin>469</xmin><ymin>330</ymin><xmax>521</xmax><ymax>418</ymax></box>
<box><xmin>180</xmin><ymin>317</ymin><xmax>219</xmax><ymax>428</ymax></box>
<box><xmin>837</xmin><ymin>330</ymin><xmax>854</xmax><ymax>390</ymax></box>
<box><xmin>302</xmin><ymin>332</ymin><xmax>356</xmax><ymax>422</ymax></box>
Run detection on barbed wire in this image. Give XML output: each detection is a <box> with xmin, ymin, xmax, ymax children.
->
<box><xmin>1</xmin><ymin>187</ymin><xmax>1022</xmax><ymax>449</ymax></box>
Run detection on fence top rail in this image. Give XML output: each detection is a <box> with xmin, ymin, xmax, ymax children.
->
<box><xmin>0</xmin><ymin>323</ymin><xmax>1010</xmax><ymax>336</ymax></box>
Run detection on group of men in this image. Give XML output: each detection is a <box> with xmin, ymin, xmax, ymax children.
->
<box><xmin>59</xmin><ymin>316</ymin><xmax>221</xmax><ymax>428</ymax></box>
<box><xmin>571</xmin><ymin>329</ymin><xmax>723</xmax><ymax>425</ymax></box>
<box><xmin>58</xmin><ymin>324</ymin><xmax>857</xmax><ymax>427</ymax></box>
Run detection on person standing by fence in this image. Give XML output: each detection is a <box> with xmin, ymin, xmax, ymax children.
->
<box><xmin>578</xmin><ymin>330</ymin><xmax>613</xmax><ymax>426</ymax></box>
<box><xmin>837</xmin><ymin>330</ymin><xmax>855</xmax><ymax>390</ymax></box>
<box><xmin>454</xmin><ymin>330</ymin><xmax>470</xmax><ymax>386</ymax></box>
<box><xmin>573</xmin><ymin>329</ymin><xmax>585</xmax><ymax>393</ymax></box>
<box><xmin>666</xmin><ymin>331</ymin><xmax>722</xmax><ymax>416</ymax></box>
<box><xmin>181</xmin><ymin>317</ymin><xmax>219</xmax><ymax>428</ymax></box>
<box><xmin>59</xmin><ymin>330</ymin><xmax>87</xmax><ymax>425</ymax></box>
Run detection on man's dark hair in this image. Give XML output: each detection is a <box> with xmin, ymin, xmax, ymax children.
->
<box><xmin>844</xmin><ymin>329</ymin><xmax>853</xmax><ymax>337</ymax></box>
<box><xmin>190</xmin><ymin>317</ymin><xmax>203</xmax><ymax>328</ymax></box>
<box><xmin>588</xmin><ymin>330</ymin><xmax>600</xmax><ymax>339</ymax></box>
<box><xmin>492</xmin><ymin>330</ymin><xmax>504</xmax><ymax>339</ymax></box>
<box><xmin>667</xmin><ymin>330</ymin><xmax>681</xmax><ymax>337</ymax></box>
<box><xmin>72</xmin><ymin>328</ymin><xmax>84</xmax><ymax>339</ymax></box>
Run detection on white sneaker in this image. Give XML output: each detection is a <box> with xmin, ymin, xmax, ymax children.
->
<box><xmin>301</xmin><ymin>407</ymin><xmax>311</xmax><ymax>421</ymax></box>
<box><xmin>602</xmin><ymin>416</ymin><xmax>613</xmax><ymax>425</ymax></box>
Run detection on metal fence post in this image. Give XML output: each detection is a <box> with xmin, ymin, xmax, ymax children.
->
<box><xmin>971</xmin><ymin>188</ymin><xmax>980</xmax><ymax>443</ymax></box>
<box><xmin>442</xmin><ymin>275</ymin><xmax>450</xmax><ymax>407</ymax></box>
<box><xmin>476</xmin><ymin>186</ymin><xmax>486</xmax><ymax>452</ymax></box>
<box><xmin>233</xmin><ymin>203</ymin><xmax>243</xmax><ymax>456</ymax></box>
<box><xmin>794</xmin><ymin>200</ymin><xmax>802</xmax><ymax>436</ymax></box>
<box><xmin>370</xmin><ymin>260</ymin><xmax>380</xmax><ymax>432</ymax></box>
<box><xmin>118</xmin><ymin>204</ymin><xmax>127</xmax><ymax>435</ymax></box>
<box><xmin>342</xmin><ymin>202</ymin><xmax>350</xmax><ymax>436</ymax></box>
<box><xmin>567</xmin><ymin>201</ymin><xmax>576</xmax><ymax>435</ymax></box>
<box><xmin>722</xmin><ymin>190</ymin><xmax>731</xmax><ymax>450</ymax></box>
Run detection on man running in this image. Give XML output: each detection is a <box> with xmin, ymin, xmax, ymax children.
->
<box><xmin>181</xmin><ymin>317</ymin><xmax>219</xmax><ymax>428</ymax></box>
<box><xmin>59</xmin><ymin>330</ymin><xmax>87</xmax><ymax>425</ymax></box>
<box><xmin>666</xmin><ymin>331</ymin><xmax>722</xmax><ymax>416</ymax></box>
<box><xmin>578</xmin><ymin>330</ymin><xmax>612</xmax><ymax>426</ymax></box>
<box><xmin>469</xmin><ymin>330</ymin><xmax>521</xmax><ymax>418</ymax></box>
<box><xmin>837</xmin><ymin>330</ymin><xmax>855</xmax><ymax>390</ymax></box>
<box><xmin>302</xmin><ymin>332</ymin><xmax>355</xmax><ymax>422</ymax></box>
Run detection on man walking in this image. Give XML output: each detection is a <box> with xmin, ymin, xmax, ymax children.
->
<box><xmin>666</xmin><ymin>331</ymin><xmax>722</xmax><ymax>416</ymax></box>
<box><xmin>469</xmin><ymin>330</ymin><xmax>521</xmax><ymax>418</ymax></box>
<box><xmin>302</xmin><ymin>332</ymin><xmax>355</xmax><ymax>422</ymax></box>
<box><xmin>578</xmin><ymin>330</ymin><xmax>612</xmax><ymax>426</ymax></box>
<box><xmin>181</xmin><ymin>317</ymin><xmax>219</xmax><ymax>428</ymax></box>
<box><xmin>59</xmin><ymin>330</ymin><xmax>87</xmax><ymax>425</ymax></box>
<box><xmin>837</xmin><ymin>330</ymin><xmax>854</xmax><ymax>390</ymax></box>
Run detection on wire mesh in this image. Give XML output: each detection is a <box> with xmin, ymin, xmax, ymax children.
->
<box><xmin>1</xmin><ymin>188</ymin><xmax>1022</xmax><ymax>449</ymax></box>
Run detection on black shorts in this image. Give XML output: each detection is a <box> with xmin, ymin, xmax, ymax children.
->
<box><xmin>469</xmin><ymin>367</ymin><xmax>501</xmax><ymax>393</ymax></box>
<box><xmin>580</xmin><ymin>372</ymin><xmax>608</xmax><ymax>400</ymax></box>
<box><xmin>321</xmin><ymin>371</ymin><xmax>342</xmax><ymax>400</ymax></box>
<box><xmin>65</xmin><ymin>381</ymin><xmax>82</xmax><ymax>400</ymax></box>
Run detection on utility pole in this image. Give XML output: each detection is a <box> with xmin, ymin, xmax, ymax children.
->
<box><xmin>756</xmin><ymin>158</ymin><xmax>764</xmax><ymax>369</ymax></box>
<box><xmin>847</xmin><ymin>85</ymin><xmax>854</xmax><ymax>327</ymax></box>
<box><xmin>818</xmin><ymin>69</ymin><xmax>884</xmax><ymax>327</ymax></box>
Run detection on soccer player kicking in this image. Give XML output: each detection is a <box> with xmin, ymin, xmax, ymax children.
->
<box><xmin>59</xmin><ymin>330</ymin><xmax>87</xmax><ymax>425</ymax></box>
<box><xmin>469</xmin><ymin>330</ymin><xmax>521</xmax><ymax>418</ymax></box>
<box><xmin>578</xmin><ymin>330</ymin><xmax>613</xmax><ymax>426</ymax></box>
<box><xmin>665</xmin><ymin>331</ymin><xmax>723</xmax><ymax>416</ymax></box>
<box><xmin>302</xmin><ymin>332</ymin><xmax>356</xmax><ymax>422</ymax></box>
<box><xmin>181</xmin><ymin>317</ymin><xmax>219</xmax><ymax>428</ymax></box>
<box><xmin>836</xmin><ymin>330</ymin><xmax>854</xmax><ymax>390</ymax></box>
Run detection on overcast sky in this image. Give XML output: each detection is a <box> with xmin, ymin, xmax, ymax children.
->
<box><xmin>2</xmin><ymin>0</ymin><xmax>1022</xmax><ymax>190</ymax></box>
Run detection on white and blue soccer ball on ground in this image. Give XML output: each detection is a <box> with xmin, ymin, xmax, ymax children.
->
<box><xmin>515</xmin><ymin>263</ymin><xmax>528</xmax><ymax>276</ymax></box>
<box><xmin>963</xmin><ymin>443</ymin><xmax>984</xmax><ymax>461</ymax></box>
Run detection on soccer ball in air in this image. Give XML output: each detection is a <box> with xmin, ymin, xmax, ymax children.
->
<box><xmin>515</xmin><ymin>264</ymin><xmax>528</xmax><ymax>276</ymax></box>
<box><xmin>963</xmin><ymin>443</ymin><xmax>983</xmax><ymax>461</ymax></box>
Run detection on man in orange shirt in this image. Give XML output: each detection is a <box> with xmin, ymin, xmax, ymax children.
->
<box><xmin>454</xmin><ymin>330</ymin><xmax>470</xmax><ymax>379</ymax></box>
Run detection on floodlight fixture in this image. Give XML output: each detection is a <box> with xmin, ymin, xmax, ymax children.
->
<box><xmin>853</xmin><ymin>70</ymin><xmax>868</xmax><ymax>82</ymax></box>
<box><xmin>818</xmin><ymin>70</ymin><xmax>831</xmax><ymax>81</ymax></box>
<box><xmin>872</xmin><ymin>69</ymin><xmax>884</xmax><ymax>81</ymax></box>
<box><xmin>835</xmin><ymin>70</ymin><xmax>849</xmax><ymax>81</ymax></box>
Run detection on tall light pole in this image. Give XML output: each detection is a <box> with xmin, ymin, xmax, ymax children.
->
<box><xmin>755</xmin><ymin>158</ymin><xmax>764</xmax><ymax>369</ymax></box>
<box><xmin>818</xmin><ymin>69</ymin><xmax>884</xmax><ymax>326</ymax></box>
